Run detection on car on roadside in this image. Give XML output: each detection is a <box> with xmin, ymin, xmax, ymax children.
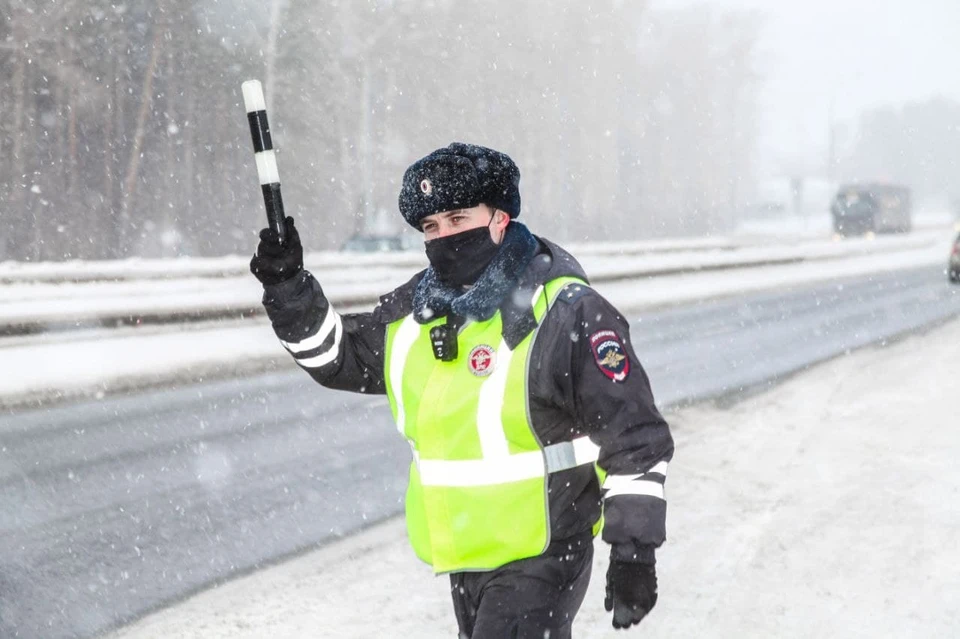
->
<box><xmin>949</xmin><ymin>232</ymin><xmax>960</xmax><ymax>283</ymax></box>
<box><xmin>831</xmin><ymin>183</ymin><xmax>912</xmax><ymax>236</ymax></box>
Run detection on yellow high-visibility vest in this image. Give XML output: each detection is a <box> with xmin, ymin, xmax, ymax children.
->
<box><xmin>384</xmin><ymin>276</ymin><xmax>603</xmax><ymax>573</ymax></box>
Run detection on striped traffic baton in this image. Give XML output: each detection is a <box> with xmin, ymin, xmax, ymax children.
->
<box><xmin>241</xmin><ymin>79</ymin><xmax>286</xmax><ymax>243</ymax></box>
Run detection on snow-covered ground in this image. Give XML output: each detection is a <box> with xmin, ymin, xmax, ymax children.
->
<box><xmin>1</xmin><ymin>210</ymin><xmax>952</xmax><ymax>285</ymax></box>
<box><xmin>1</xmin><ymin>230</ymin><xmax>955</xmax><ymax>409</ymax></box>
<box><xmin>109</xmin><ymin>315</ymin><xmax>960</xmax><ymax>639</ymax></box>
<box><xmin>1</xmin><ymin>230</ymin><xmax>942</xmax><ymax>328</ymax></box>
<box><xmin>0</xmin><ymin>237</ymin><xmax>740</xmax><ymax>284</ymax></box>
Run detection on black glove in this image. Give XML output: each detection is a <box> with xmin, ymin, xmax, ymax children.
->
<box><xmin>604</xmin><ymin>559</ymin><xmax>658</xmax><ymax>630</ymax></box>
<box><xmin>250</xmin><ymin>216</ymin><xmax>303</xmax><ymax>286</ymax></box>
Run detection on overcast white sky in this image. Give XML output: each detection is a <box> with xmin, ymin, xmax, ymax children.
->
<box><xmin>653</xmin><ymin>0</ymin><xmax>960</xmax><ymax>173</ymax></box>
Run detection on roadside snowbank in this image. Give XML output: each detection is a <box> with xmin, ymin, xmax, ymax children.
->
<box><xmin>1</xmin><ymin>230</ymin><xmax>942</xmax><ymax>328</ymax></box>
<box><xmin>110</xmin><ymin>317</ymin><xmax>960</xmax><ymax>639</ymax></box>
<box><xmin>2</xmin><ymin>235</ymin><xmax>954</xmax><ymax>409</ymax></box>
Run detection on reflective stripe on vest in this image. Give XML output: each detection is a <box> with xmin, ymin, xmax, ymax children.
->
<box><xmin>413</xmin><ymin>435</ymin><xmax>600</xmax><ymax>487</ymax></box>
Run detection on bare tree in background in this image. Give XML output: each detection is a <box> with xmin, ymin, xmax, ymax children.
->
<box><xmin>1</xmin><ymin>0</ymin><xmax>762</xmax><ymax>261</ymax></box>
<box><xmin>120</xmin><ymin>7</ymin><xmax>166</xmax><ymax>255</ymax></box>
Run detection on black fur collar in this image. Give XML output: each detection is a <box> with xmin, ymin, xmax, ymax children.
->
<box><xmin>412</xmin><ymin>222</ymin><xmax>538</xmax><ymax>323</ymax></box>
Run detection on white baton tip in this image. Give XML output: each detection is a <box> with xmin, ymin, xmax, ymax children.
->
<box><xmin>241</xmin><ymin>80</ymin><xmax>266</xmax><ymax>113</ymax></box>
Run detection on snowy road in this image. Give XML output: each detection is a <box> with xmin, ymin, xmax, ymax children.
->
<box><xmin>112</xmin><ymin>314</ymin><xmax>960</xmax><ymax>639</ymax></box>
<box><xmin>1</xmin><ymin>265</ymin><xmax>959</xmax><ymax>638</ymax></box>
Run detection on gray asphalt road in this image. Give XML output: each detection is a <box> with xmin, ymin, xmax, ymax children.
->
<box><xmin>1</xmin><ymin>265</ymin><xmax>958</xmax><ymax>639</ymax></box>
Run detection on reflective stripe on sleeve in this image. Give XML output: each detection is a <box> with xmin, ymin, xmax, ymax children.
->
<box><xmin>573</xmin><ymin>436</ymin><xmax>601</xmax><ymax>466</ymax></box>
<box><xmin>542</xmin><ymin>436</ymin><xmax>600</xmax><ymax>472</ymax></box>
<box><xmin>280</xmin><ymin>306</ymin><xmax>339</xmax><ymax>354</ymax></box>
<box><xmin>296</xmin><ymin>313</ymin><xmax>344</xmax><ymax>369</ymax></box>
<box><xmin>602</xmin><ymin>461</ymin><xmax>669</xmax><ymax>489</ymax></box>
<box><xmin>604</xmin><ymin>480</ymin><xmax>665</xmax><ymax>500</ymax></box>
<box><xmin>648</xmin><ymin>460</ymin><xmax>669</xmax><ymax>476</ymax></box>
<box><xmin>603</xmin><ymin>464</ymin><xmax>668</xmax><ymax>501</ymax></box>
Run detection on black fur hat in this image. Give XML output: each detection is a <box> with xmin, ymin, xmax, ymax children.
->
<box><xmin>398</xmin><ymin>142</ymin><xmax>521</xmax><ymax>230</ymax></box>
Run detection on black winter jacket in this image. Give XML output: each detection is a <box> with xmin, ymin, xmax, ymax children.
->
<box><xmin>261</xmin><ymin>237</ymin><xmax>673</xmax><ymax>564</ymax></box>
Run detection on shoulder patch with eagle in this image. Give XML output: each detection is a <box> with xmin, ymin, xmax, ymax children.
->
<box><xmin>589</xmin><ymin>330</ymin><xmax>630</xmax><ymax>382</ymax></box>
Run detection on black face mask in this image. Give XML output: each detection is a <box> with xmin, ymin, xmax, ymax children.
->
<box><xmin>424</xmin><ymin>224</ymin><xmax>501</xmax><ymax>287</ymax></box>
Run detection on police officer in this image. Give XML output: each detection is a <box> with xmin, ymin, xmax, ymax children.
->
<box><xmin>250</xmin><ymin>143</ymin><xmax>674</xmax><ymax>637</ymax></box>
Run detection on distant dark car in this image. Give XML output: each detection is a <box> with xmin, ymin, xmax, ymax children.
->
<box><xmin>341</xmin><ymin>234</ymin><xmax>420</xmax><ymax>253</ymax></box>
<box><xmin>949</xmin><ymin>233</ymin><xmax>960</xmax><ymax>283</ymax></box>
<box><xmin>831</xmin><ymin>183</ymin><xmax>912</xmax><ymax>236</ymax></box>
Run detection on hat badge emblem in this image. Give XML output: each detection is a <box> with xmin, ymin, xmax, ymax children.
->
<box><xmin>420</xmin><ymin>179</ymin><xmax>433</xmax><ymax>195</ymax></box>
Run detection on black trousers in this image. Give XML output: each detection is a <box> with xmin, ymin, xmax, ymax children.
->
<box><xmin>449</xmin><ymin>533</ymin><xmax>594</xmax><ymax>639</ymax></box>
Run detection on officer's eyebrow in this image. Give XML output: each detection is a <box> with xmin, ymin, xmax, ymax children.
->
<box><xmin>422</xmin><ymin>211</ymin><xmax>464</xmax><ymax>227</ymax></box>
<box><xmin>420</xmin><ymin>210</ymin><xmax>472</xmax><ymax>231</ymax></box>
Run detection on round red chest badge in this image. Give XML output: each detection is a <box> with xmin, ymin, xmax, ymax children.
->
<box><xmin>467</xmin><ymin>344</ymin><xmax>496</xmax><ymax>377</ymax></box>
